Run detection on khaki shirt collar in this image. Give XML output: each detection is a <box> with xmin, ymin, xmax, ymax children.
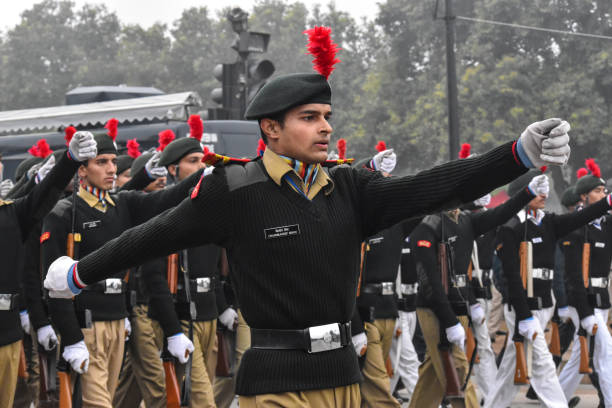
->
<box><xmin>78</xmin><ymin>185</ymin><xmax>115</xmax><ymax>211</ymax></box>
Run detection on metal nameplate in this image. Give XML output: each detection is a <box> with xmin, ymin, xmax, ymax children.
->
<box><xmin>308</xmin><ymin>323</ymin><xmax>342</xmax><ymax>353</ymax></box>
<box><xmin>381</xmin><ymin>282</ymin><xmax>395</xmax><ymax>295</ymax></box>
<box><xmin>264</xmin><ymin>224</ymin><xmax>300</xmax><ymax>240</ymax></box>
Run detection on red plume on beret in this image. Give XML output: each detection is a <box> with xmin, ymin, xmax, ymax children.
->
<box><xmin>65</xmin><ymin>126</ymin><xmax>77</xmax><ymax>146</ymax></box>
<box><xmin>458</xmin><ymin>143</ymin><xmax>471</xmax><ymax>159</ymax></box>
<box><xmin>257</xmin><ymin>139</ymin><xmax>266</xmax><ymax>157</ymax></box>
<box><xmin>585</xmin><ymin>158</ymin><xmax>601</xmax><ymax>178</ymax></box>
<box><xmin>540</xmin><ymin>166</ymin><xmax>547</xmax><ymax>173</ymax></box>
<box><xmin>337</xmin><ymin>138</ymin><xmax>346</xmax><ymax>159</ymax></box>
<box><xmin>577</xmin><ymin>168</ymin><xmax>588</xmax><ymax>179</ymax></box>
<box><xmin>126</xmin><ymin>139</ymin><xmax>141</xmax><ymax>158</ymax></box>
<box><xmin>29</xmin><ymin>139</ymin><xmax>52</xmax><ymax>158</ymax></box>
<box><xmin>188</xmin><ymin>114</ymin><xmax>203</xmax><ymax>141</ymax></box>
<box><xmin>375</xmin><ymin>141</ymin><xmax>387</xmax><ymax>152</ymax></box>
<box><xmin>105</xmin><ymin>118</ymin><xmax>119</xmax><ymax>141</ymax></box>
<box><xmin>157</xmin><ymin>129</ymin><xmax>176</xmax><ymax>151</ymax></box>
<box><xmin>303</xmin><ymin>26</ymin><xmax>341</xmax><ymax>80</ymax></box>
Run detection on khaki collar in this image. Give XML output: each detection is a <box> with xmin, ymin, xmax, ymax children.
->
<box><xmin>262</xmin><ymin>148</ymin><xmax>334</xmax><ymax>197</ymax></box>
<box><xmin>78</xmin><ymin>185</ymin><xmax>116</xmax><ymax>208</ymax></box>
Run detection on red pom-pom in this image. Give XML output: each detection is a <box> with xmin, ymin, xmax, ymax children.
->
<box><xmin>64</xmin><ymin>126</ymin><xmax>77</xmax><ymax>146</ymax></box>
<box><xmin>105</xmin><ymin>118</ymin><xmax>119</xmax><ymax>141</ymax></box>
<box><xmin>203</xmin><ymin>146</ymin><xmax>210</xmax><ymax>155</ymax></box>
<box><xmin>337</xmin><ymin>138</ymin><xmax>347</xmax><ymax>160</ymax></box>
<box><xmin>28</xmin><ymin>145</ymin><xmax>39</xmax><ymax>157</ymax></box>
<box><xmin>303</xmin><ymin>26</ymin><xmax>341</xmax><ymax>80</ymax></box>
<box><xmin>188</xmin><ymin>114</ymin><xmax>203</xmax><ymax>141</ymax></box>
<box><xmin>36</xmin><ymin>139</ymin><xmax>52</xmax><ymax>158</ymax></box>
<box><xmin>540</xmin><ymin>166</ymin><xmax>547</xmax><ymax>173</ymax></box>
<box><xmin>585</xmin><ymin>158</ymin><xmax>601</xmax><ymax>178</ymax></box>
<box><xmin>459</xmin><ymin>143</ymin><xmax>471</xmax><ymax>159</ymax></box>
<box><xmin>157</xmin><ymin>129</ymin><xmax>176</xmax><ymax>151</ymax></box>
<box><xmin>126</xmin><ymin>139</ymin><xmax>141</xmax><ymax>158</ymax></box>
<box><xmin>577</xmin><ymin>168</ymin><xmax>588</xmax><ymax>179</ymax></box>
<box><xmin>375</xmin><ymin>141</ymin><xmax>387</xmax><ymax>152</ymax></box>
<box><xmin>257</xmin><ymin>139</ymin><xmax>266</xmax><ymax>157</ymax></box>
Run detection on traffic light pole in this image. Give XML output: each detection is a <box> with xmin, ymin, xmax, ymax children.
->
<box><xmin>444</xmin><ymin>0</ymin><xmax>460</xmax><ymax>161</ymax></box>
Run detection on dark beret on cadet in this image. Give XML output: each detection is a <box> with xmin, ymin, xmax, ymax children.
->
<box><xmin>131</xmin><ymin>152</ymin><xmax>153</xmax><ymax>176</ymax></box>
<box><xmin>15</xmin><ymin>157</ymin><xmax>43</xmax><ymax>181</ymax></box>
<box><xmin>116</xmin><ymin>155</ymin><xmax>134</xmax><ymax>175</ymax></box>
<box><xmin>561</xmin><ymin>186</ymin><xmax>581</xmax><ymax>208</ymax></box>
<box><xmin>93</xmin><ymin>133</ymin><xmax>118</xmax><ymax>156</ymax></box>
<box><xmin>158</xmin><ymin>138</ymin><xmax>202</xmax><ymax>167</ymax></box>
<box><xmin>574</xmin><ymin>175</ymin><xmax>605</xmax><ymax>195</ymax></box>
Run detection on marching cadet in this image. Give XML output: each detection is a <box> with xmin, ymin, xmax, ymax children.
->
<box><xmin>486</xmin><ymin>169</ymin><xmax>612</xmax><ymax>408</ymax></box>
<box><xmin>42</xmin><ymin>124</ymin><xmax>202</xmax><ymax>408</ymax></box>
<box><xmin>408</xmin><ymin>173</ymin><xmax>548</xmax><ymax>408</ymax></box>
<box><xmin>558</xmin><ymin>160</ymin><xmax>612</xmax><ymax>408</ymax></box>
<box><xmin>0</xmin><ymin>133</ymin><xmax>97</xmax><ymax>407</ymax></box>
<box><xmin>45</xmin><ymin>26</ymin><xmax>571</xmax><ymax>406</ymax></box>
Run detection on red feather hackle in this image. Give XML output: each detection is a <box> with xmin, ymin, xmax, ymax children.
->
<box><xmin>157</xmin><ymin>130</ymin><xmax>176</xmax><ymax>151</ymax></box>
<box><xmin>337</xmin><ymin>138</ymin><xmax>347</xmax><ymax>160</ymax></box>
<box><xmin>36</xmin><ymin>139</ymin><xmax>52</xmax><ymax>158</ymax></box>
<box><xmin>585</xmin><ymin>158</ymin><xmax>601</xmax><ymax>178</ymax></box>
<box><xmin>577</xmin><ymin>168</ymin><xmax>588</xmax><ymax>179</ymax></box>
<box><xmin>126</xmin><ymin>139</ymin><xmax>141</xmax><ymax>158</ymax></box>
<box><xmin>65</xmin><ymin>126</ymin><xmax>77</xmax><ymax>146</ymax></box>
<box><xmin>105</xmin><ymin>118</ymin><xmax>119</xmax><ymax>141</ymax></box>
<box><xmin>375</xmin><ymin>141</ymin><xmax>387</xmax><ymax>152</ymax></box>
<box><xmin>257</xmin><ymin>139</ymin><xmax>266</xmax><ymax>157</ymax></box>
<box><xmin>188</xmin><ymin>114</ymin><xmax>204</xmax><ymax>141</ymax></box>
<box><xmin>303</xmin><ymin>26</ymin><xmax>341</xmax><ymax>80</ymax></box>
<box><xmin>459</xmin><ymin>143</ymin><xmax>471</xmax><ymax>159</ymax></box>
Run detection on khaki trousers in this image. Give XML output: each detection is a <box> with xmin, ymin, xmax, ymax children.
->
<box><xmin>360</xmin><ymin>319</ymin><xmax>401</xmax><ymax>408</ymax></box>
<box><xmin>176</xmin><ymin>319</ymin><xmax>217</xmax><ymax>408</ymax></box>
<box><xmin>81</xmin><ymin>320</ymin><xmax>126</xmax><ymax>408</ymax></box>
<box><xmin>487</xmin><ymin>285</ymin><xmax>504</xmax><ymax>339</ymax></box>
<box><xmin>239</xmin><ymin>383</ymin><xmax>361</xmax><ymax>407</ymax></box>
<box><xmin>113</xmin><ymin>305</ymin><xmax>166</xmax><ymax>408</ymax></box>
<box><xmin>0</xmin><ymin>340</ymin><xmax>20</xmax><ymax>408</ymax></box>
<box><xmin>214</xmin><ymin>310</ymin><xmax>250</xmax><ymax>408</ymax></box>
<box><xmin>409</xmin><ymin>308</ymin><xmax>478</xmax><ymax>408</ymax></box>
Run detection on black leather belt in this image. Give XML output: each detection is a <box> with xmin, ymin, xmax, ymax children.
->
<box><xmin>361</xmin><ymin>282</ymin><xmax>395</xmax><ymax>295</ymax></box>
<box><xmin>251</xmin><ymin>322</ymin><xmax>352</xmax><ymax>353</ymax></box>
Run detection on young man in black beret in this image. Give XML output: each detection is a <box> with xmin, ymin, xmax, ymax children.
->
<box><xmin>46</xmin><ymin>27</ymin><xmax>572</xmax><ymax>406</ymax></box>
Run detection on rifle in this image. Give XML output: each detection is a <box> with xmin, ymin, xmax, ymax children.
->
<box><xmin>578</xmin><ymin>226</ymin><xmax>594</xmax><ymax>374</ymax></box>
<box><xmin>548</xmin><ymin>309</ymin><xmax>561</xmax><ymax>358</ymax></box>
<box><xmin>163</xmin><ymin>253</ymin><xmax>181</xmax><ymax>408</ymax></box>
<box><xmin>179</xmin><ymin>250</ymin><xmax>195</xmax><ymax>407</ymax></box>
<box><xmin>216</xmin><ymin>328</ymin><xmax>233</xmax><ymax>377</ymax></box>
<box><xmin>18</xmin><ymin>343</ymin><xmax>28</xmax><ymax>379</ymax></box>
<box><xmin>38</xmin><ymin>344</ymin><xmax>59</xmax><ymax>407</ymax></box>
<box><xmin>466</xmin><ymin>326</ymin><xmax>479</xmax><ymax>364</ymax></box>
<box><xmin>513</xmin><ymin>321</ymin><xmax>529</xmax><ymax>384</ymax></box>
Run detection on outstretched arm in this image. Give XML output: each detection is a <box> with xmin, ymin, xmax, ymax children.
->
<box><xmin>552</xmin><ymin>196</ymin><xmax>612</xmax><ymax>238</ymax></box>
<box><xmin>470</xmin><ymin>188</ymin><xmax>535</xmax><ymax>236</ymax></box>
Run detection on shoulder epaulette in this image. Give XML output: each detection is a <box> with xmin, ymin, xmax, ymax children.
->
<box><xmin>322</xmin><ymin>158</ymin><xmax>354</xmax><ymax>168</ymax></box>
<box><xmin>202</xmin><ymin>152</ymin><xmax>251</xmax><ymax>167</ymax></box>
<box><xmin>0</xmin><ymin>199</ymin><xmax>14</xmax><ymax>206</ymax></box>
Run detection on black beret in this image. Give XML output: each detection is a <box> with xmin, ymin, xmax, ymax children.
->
<box><xmin>561</xmin><ymin>186</ymin><xmax>581</xmax><ymax>208</ymax></box>
<box><xmin>574</xmin><ymin>175</ymin><xmax>605</xmax><ymax>195</ymax></box>
<box><xmin>52</xmin><ymin>149</ymin><xmax>66</xmax><ymax>162</ymax></box>
<box><xmin>158</xmin><ymin>138</ymin><xmax>202</xmax><ymax>167</ymax></box>
<box><xmin>93</xmin><ymin>133</ymin><xmax>118</xmax><ymax>156</ymax></box>
<box><xmin>507</xmin><ymin>170</ymin><xmax>540</xmax><ymax>197</ymax></box>
<box><xmin>245</xmin><ymin>73</ymin><xmax>331</xmax><ymax>120</ymax></box>
<box><xmin>116</xmin><ymin>155</ymin><xmax>134</xmax><ymax>175</ymax></box>
<box><xmin>131</xmin><ymin>152</ymin><xmax>153</xmax><ymax>176</ymax></box>
<box><xmin>15</xmin><ymin>157</ymin><xmax>43</xmax><ymax>181</ymax></box>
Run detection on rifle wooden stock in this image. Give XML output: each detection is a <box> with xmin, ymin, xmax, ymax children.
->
<box><xmin>466</xmin><ymin>326</ymin><xmax>479</xmax><ymax>364</ymax></box>
<box><xmin>18</xmin><ymin>343</ymin><xmax>28</xmax><ymax>379</ymax></box>
<box><xmin>58</xmin><ymin>371</ymin><xmax>72</xmax><ymax>408</ymax></box>
<box><xmin>357</xmin><ymin>242</ymin><xmax>367</xmax><ymax>297</ymax></box>
<box><xmin>582</xmin><ymin>243</ymin><xmax>591</xmax><ymax>288</ymax></box>
<box><xmin>163</xmin><ymin>360</ymin><xmax>181</xmax><ymax>408</ymax></box>
<box><xmin>167</xmin><ymin>254</ymin><xmax>178</xmax><ymax>294</ymax></box>
<box><xmin>579</xmin><ymin>332</ymin><xmax>592</xmax><ymax>374</ymax></box>
<box><xmin>549</xmin><ymin>321</ymin><xmax>561</xmax><ymax>357</ymax></box>
<box><xmin>519</xmin><ymin>241</ymin><xmax>528</xmax><ymax>289</ymax></box>
<box><xmin>513</xmin><ymin>340</ymin><xmax>529</xmax><ymax>384</ymax></box>
<box><xmin>39</xmin><ymin>348</ymin><xmax>48</xmax><ymax>401</ymax></box>
<box><xmin>216</xmin><ymin>329</ymin><xmax>232</xmax><ymax>377</ymax></box>
<box><xmin>385</xmin><ymin>356</ymin><xmax>394</xmax><ymax>377</ymax></box>
<box><xmin>440</xmin><ymin>345</ymin><xmax>463</xmax><ymax>397</ymax></box>
<box><xmin>438</xmin><ymin>243</ymin><xmax>449</xmax><ymax>295</ymax></box>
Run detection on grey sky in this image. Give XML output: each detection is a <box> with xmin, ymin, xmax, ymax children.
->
<box><xmin>1</xmin><ymin>0</ymin><xmax>381</xmax><ymax>31</ymax></box>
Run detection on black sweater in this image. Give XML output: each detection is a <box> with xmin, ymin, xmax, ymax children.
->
<box><xmin>496</xmin><ymin>197</ymin><xmax>611</xmax><ymax>321</ymax></box>
<box><xmin>73</xmin><ymin>141</ymin><xmax>527</xmax><ymax>395</ymax></box>
<box><xmin>0</xmin><ymin>153</ymin><xmax>79</xmax><ymax>346</ymax></box>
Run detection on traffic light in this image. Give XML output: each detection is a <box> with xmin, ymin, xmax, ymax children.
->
<box><xmin>210</xmin><ymin>62</ymin><xmax>244</xmax><ymax>120</ymax></box>
<box><xmin>247</xmin><ymin>59</ymin><xmax>275</xmax><ymax>104</ymax></box>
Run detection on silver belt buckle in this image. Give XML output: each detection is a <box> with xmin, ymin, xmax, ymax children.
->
<box><xmin>105</xmin><ymin>279</ymin><xmax>123</xmax><ymax>294</ymax></box>
<box><xmin>381</xmin><ymin>282</ymin><xmax>394</xmax><ymax>295</ymax></box>
<box><xmin>453</xmin><ymin>275</ymin><xmax>467</xmax><ymax>288</ymax></box>
<box><xmin>308</xmin><ymin>323</ymin><xmax>342</xmax><ymax>353</ymax></box>
<box><xmin>591</xmin><ymin>277</ymin><xmax>609</xmax><ymax>288</ymax></box>
<box><xmin>0</xmin><ymin>294</ymin><xmax>12</xmax><ymax>311</ymax></box>
<box><xmin>401</xmin><ymin>283</ymin><xmax>419</xmax><ymax>295</ymax></box>
<box><xmin>196</xmin><ymin>277</ymin><xmax>211</xmax><ymax>293</ymax></box>
<box><xmin>533</xmin><ymin>268</ymin><xmax>553</xmax><ymax>280</ymax></box>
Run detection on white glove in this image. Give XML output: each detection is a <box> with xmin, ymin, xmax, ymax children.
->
<box><xmin>581</xmin><ymin>315</ymin><xmax>597</xmax><ymax>335</ymax></box>
<box><xmin>124</xmin><ymin>318</ymin><xmax>132</xmax><ymax>341</ymax></box>
<box><xmin>352</xmin><ymin>332</ymin><xmax>368</xmax><ymax>356</ymax></box>
<box><xmin>0</xmin><ymin>179</ymin><xmax>14</xmax><ymax>198</ymax></box>
<box><xmin>473</xmin><ymin>194</ymin><xmax>491</xmax><ymax>208</ymax></box>
<box><xmin>35</xmin><ymin>155</ymin><xmax>55</xmax><ymax>183</ymax></box>
<box><xmin>558</xmin><ymin>306</ymin><xmax>571</xmax><ymax>322</ymax></box>
<box><xmin>219</xmin><ymin>307</ymin><xmax>238</xmax><ymax>330</ymax></box>
<box><xmin>63</xmin><ymin>340</ymin><xmax>89</xmax><ymax>374</ymax></box>
<box><xmin>37</xmin><ymin>325</ymin><xmax>58</xmax><ymax>351</ymax></box>
<box><xmin>68</xmin><ymin>131</ymin><xmax>98</xmax><ymax>162</ymax></box>
<box><xmin>518</xmin><ymin>316</ymin><xmax>539</xmax><ymax>341</ymax></box>
<box><xmin>44</xmin><ymin>256</ymin><xmax>82</xmax><ymax>298</ymax></box>
<box><xmin>371</xmin><ymin>149</ymin><xmax>397</xmax><ymax>173</ymax></box>
<box><xmin>445</xmin><ymin>322</ymin><xmax>466</xmax><ymax>351</ymax></box>
<box><xmin>518</xmin><ymin>118</ymin><xmax>571</xmax><ymax>167</ymax></box>
<box><xmin>527</xmin><ymin>174</ymin><xmax>549</xmax><ymax>197</ymax></box>
<box><xmin>470</xmin><ymin>304</ymin><xmax>485</xmax><ymax>325</ymax></box>
<box><xmin>167</xmin><ymin>333</ymin><xmax>194</xmax><ymax>364</ymax></box>
<box><xmin>19</xmin><ymin>310</ymin><xmax>31</xmax><ymax>334</ymax></box>
<box><xmin>144</xmin><ymin>151</ymin><xmax>168</xmax><ymax>179</ymax></box>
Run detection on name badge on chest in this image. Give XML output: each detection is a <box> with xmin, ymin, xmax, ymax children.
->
<box><xmin>596</xmin><ymin>242</ymin><xmax>606</xmax><ymax>248</ymax></box>
<box><xmin>264</xmin><ymin>224</ymin><xmax>300</xmax><ymax>240</ymax></box>
<box><xmin>82</xmin><ymin>220</ymin><xmax>101</xmax><ymax>230</ymax></box>
<box><xmin>368</xmin><ymin>237</ymin><xmax>384</xmax><ymax>245</ymax></box>
<box><xmin>532</xmin><ymin>237</ymin><xmax>543</xmax><ymax>244</ymax></box>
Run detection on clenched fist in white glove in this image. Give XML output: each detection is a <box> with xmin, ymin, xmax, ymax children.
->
<box><xmin>446</xmin><ymin>322</ymin><xmax>466</xmax><ymax>351</ymax></box>
<box><xmin>145</xmin><ymin>151</ymin><xmax>168</xmax><ymax>179</ymax></box>
<box><xmin>68</xmin><ymin>131</ymin><xmax>98</xmax><ymax>162</ymax></box>
<box><xmin>470</xmin><ymin>304</ymin><xmax>485</xmax><ymax>325</ymax></box>
<box><xmin>44</xmin><ymin>256</ymin><xmax>82</xmax><ymax>298</ymax></box>
<box><xmin>581</xmin><ymin>315</ymin><xmax>597</xmax><ymax>335</ymax></box>
<box><xmin>371</xmin><ymin>149</ymin><xmax>397</xmax><ymax>173</ymax></box>
<box><xmin>0</xmin><ymin>179</ymin><xmax>14</xmax><ymax>198</ymax></box>
<box><xmin>473</xmin><ymin>194</ymin><xmax>491</xmax><ymax>208</ymax></box>
<box><xmin>63</xmin><ymin>340</ymin><xmax>89</xmax><ymax>374</ymax></box>
<box><xmin>167</xmin><ymin>333</ymin><xmax>194</xmax><ymax>364</ymax></box>
<box><xmin>558</xmin><ymin>306</ymin><xmax>571</xmax><ymax>323</ymax></box>
<box><xmin>219</xmin><ymin>307</ymin><xmax>238</xmax><ymax>330</ymax></box>
<box><xmin>352</xmin><ymin>332</ymin><xmax>368</xmax><ymax>356</ymax></box>
<box><xmin>37</xmin><ymin>325</ymin><xmax>58</xmax><ymax>351</ymax></box>
<box><xmin>518</xmin><ymin>118</ymin><xmax>570</xmax><ymax>167</ymax></box>
<box><xmin>528</xmin><ymin>174</ymin><xmax>549</xmax><ymax>197</ymax></box>
<box><xmin>35</xmin><ymin>155</ymin><xmax>55</xmax><ymax>184</ymax></box>
<box><xmin>518</xmin><ymin>316</ymin><xmax>539</xmax><ymax>341</ymax></box>
<box><xmin>20</xmin><ymin>310</ymin><xmax>31</xmax><ymax>334</ymax></box>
